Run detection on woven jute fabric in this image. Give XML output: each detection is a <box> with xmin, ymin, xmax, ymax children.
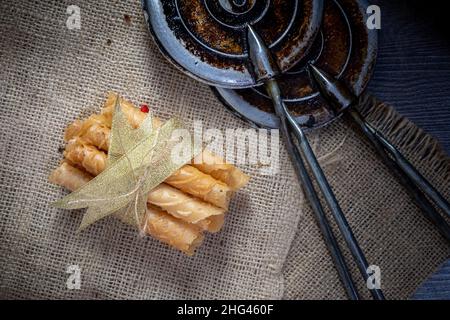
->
<box><xmin>0</xmin><ymin>0</ymin><xmax>448</xmax><ymax>300</ymax></box>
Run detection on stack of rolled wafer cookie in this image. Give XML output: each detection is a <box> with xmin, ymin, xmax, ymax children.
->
<box><xmin>49</xmin><ymin>93</ymin><xmax>249</xmax><ymax>255</ymax></box>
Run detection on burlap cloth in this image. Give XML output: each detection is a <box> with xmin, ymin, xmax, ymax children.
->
<box><xmin>0</xmin><ymin>0</ymin><xmax>449</xmax><ymax>300</ymax></box>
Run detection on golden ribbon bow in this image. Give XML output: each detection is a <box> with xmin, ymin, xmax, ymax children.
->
<box><xmin>53</xmin><ymin>96</ymin><xmax>202</xmax><ymax>231</ymax></box>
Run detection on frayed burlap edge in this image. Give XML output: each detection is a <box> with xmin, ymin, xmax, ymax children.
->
<box><xmin>282</xmin><ymin>93</ymin><xmax>450</xmax><ymax>300</ymax></box>
<box><xmin>359</xmin><ymin>94</ymin><xmax>450</xmax><ymax>183</ymax></box>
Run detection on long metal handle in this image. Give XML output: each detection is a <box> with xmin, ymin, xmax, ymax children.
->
<box><xmin>271</xmin><ymin>84</ymin><xmax>360</xmax><ymax>299</ymax></box>
<box><xmin>246</xmin><ymin>24</ymin><xmax>378</xmax><ymax>299</ymax></box>
<box><xmin>369</xmin><ymin>120</ymin><xmax>450</xmax><ymax>218</ymax></box>
<box><xmin>308</xmin><ymin>63</ymin><xmax>450</xmax><ymax>241</ymax></box>
<box><xmin>348</xmin><ymin>109</ymin><xmax>450</xmax><ymax>241</ymax></box>
<box><xmin>267</xmin><ymin>79</ymin><xmax>385</xmax><ymax>300</ymax></box>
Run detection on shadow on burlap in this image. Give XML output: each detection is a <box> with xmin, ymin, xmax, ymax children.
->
<box><xmin>0</xmin><ymin>0</ymin><xmax>448</xmax><ymax>299</ymax></box>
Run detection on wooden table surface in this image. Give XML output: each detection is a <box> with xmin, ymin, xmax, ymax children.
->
<box><xmin>369</xmin><ymin>0</ymin><xmax>450</xmax><ymax>155</ymax></box>
<box><xmin>369</xmin><ymin>1</ymin><xmax>450</xmax><ymax>298</ymax></box>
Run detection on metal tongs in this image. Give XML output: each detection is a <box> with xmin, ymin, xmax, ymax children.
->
<box><xmin>308</xmin><ymin>65</ymin><xmax>450</xmax><ymax>235</ymax></box>
<box><xmin>246</xmin><ymin>24</ymin><xmax>450</xmax><ymax>300</ymax></box>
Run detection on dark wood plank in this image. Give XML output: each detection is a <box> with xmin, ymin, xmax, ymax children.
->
<box><xmin>413</xmin><ymin>259</ymin><xmax>450</xmax><ymax>299</ymax></box>
<box><xmin>368</xmin><ymin>0</ymin><xmax>450</xmax><ymax>154</ymax></box>
<box><xmin>369</xmin><ymin>1</ymin><xmax>450</xmax><ymax>298</ymax></box>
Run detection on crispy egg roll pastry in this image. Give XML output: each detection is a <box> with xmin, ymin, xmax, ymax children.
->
<box><xmin>65</xmin><ymin>117</ymin><xmax>233</xmax><ymax>209</ymax></box>
<box><xmin>49</xmin><ymin>162</ymin><xmax>204</xmax><ymax>255</ymax></box>
<box><xmin>191</xmin><ymin>150</ymin><xmax>250</xmax><ymax>191</ymax></box>
<box><xmin>51</xmin><ymin>94</ymin><xmax>250</xmax><ymax>255</ymax></box>
<box><xmin>100</xmin><ymin>93</ymin><xmax>249</xmax><ymax>190</ymax></box>
<box><xmin>196</xmin><ymin>212</ymin><xmax>224</xmax><ymax>233</ymax></box>
<box><xmin>65</xmin><ymin>119</ymin><xmax>84</xmax><ymax>142</ymax></box>
<box><xmin>101</xmin><ymin>93</ymin><xmax>162</xmax><ymax>129</ymax></box>
<box><xmin>64</xmin><ymin>138</ymin><xmax>107</xmax><ymax>176</ymax></box>
<box><xmin>141</xmin><ymin>206</ymin><xmax>204</xmax><ymax>256</ymax></box>
<box><xmin>49</xmin><ymin>161</ymin><xmax>92</xmax><ymax>192</ymax></box>
<box><xmin>61</xmin><ymin>141</ymin><xmax>226</xmax><ymax>232</ymax></box>
<box><xmin>148</xmin><ymin>184</ymin><xmax>224</xmax><ymax>225</ymax></box>
<box><xmin>165</xmin><ymin>166</ymin><xmax>231</xmax><ymax>209</ymax></box>
<box><xmin>65</xmin><ymin>115</ymin><xmax>110</xmax><ymax>151</ymax></box>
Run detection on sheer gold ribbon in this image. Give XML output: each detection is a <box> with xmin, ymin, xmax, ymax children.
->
<box><xmin>53</xmin><ymin>95</ymin><xmax>202</xmax><ymax>231</ymax></box>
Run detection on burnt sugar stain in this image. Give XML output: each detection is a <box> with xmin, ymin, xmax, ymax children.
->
<box><xmin>123</xmin><ymin>14</ymin><xmax>131</xmax><ymax>26</ymax></box>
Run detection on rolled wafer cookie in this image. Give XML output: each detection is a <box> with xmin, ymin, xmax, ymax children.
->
<box><xmin>65</xmin><ymin>121</ymin><xmax>233</xmax><ymax>209</ymax></box>
<box><xmin>49</xmin><ymin>161</ymin><xmax>204</xmax><ymax>255</ymax></box>
<box><xmin>99</xmin><ymin>92</ymin><xmax>249</xmax><ymax>190</ymax></box>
